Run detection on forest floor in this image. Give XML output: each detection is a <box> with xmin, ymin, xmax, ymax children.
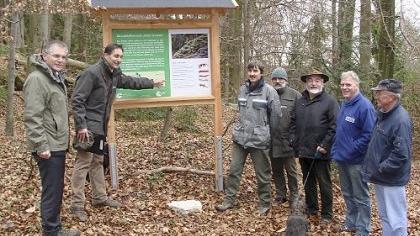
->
<box><xmin>0</xmin><ymin>93</ymin><xmax>419</xmax><ymax>236</ymax></box>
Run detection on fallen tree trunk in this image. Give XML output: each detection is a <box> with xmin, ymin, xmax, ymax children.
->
<box><xmin>134</xmin><ymin>166</ymin><xmax>215</xmax><ymax>176</ymax></box>
<box><xmin>67</xmin><ymin>58</ymin><xmax>88</xmax><ymax>69</ymax></box>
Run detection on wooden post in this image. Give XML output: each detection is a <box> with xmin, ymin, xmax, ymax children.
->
<box><xmin>211</xmin><ymin>10</ymin><xmax>224</xmax><ymax>191</ymax></box>
<box><xmin>102</xmin><ymin>12</ymin><xmax>119</xmax><ymax>189</ymax></box>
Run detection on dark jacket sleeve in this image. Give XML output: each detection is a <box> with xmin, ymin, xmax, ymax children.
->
<box><xmin>268</xmin><ymin>87</ymin><xmax>282</xmax><ymax>129</ymax></box>
<box><xmin>115</xmin><ymin>69</ymin><xmax>154</xmax><ymax>89</ymax></box>
<box><xmin>320</xmin><ymin>97</ymin><xmax>339</xmax><ymax>150</ymax></box>
<box><xmin>289</xmin><ymin>99</ymin><xmax>298</xmax><ymax>152</ymax></box>
<box><xmin>71</xmin><ymin>70</ymin><xmax>95</xmax><ymax>131</ymax></box>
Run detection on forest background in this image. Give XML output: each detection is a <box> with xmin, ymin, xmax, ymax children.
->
<box><xmin>0</xmin><ymin>0</ymin><xmax>419</xmax><ymax>235</ymax></box>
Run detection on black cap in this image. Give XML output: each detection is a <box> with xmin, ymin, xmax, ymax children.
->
<box><xmin>371</xmin><ymin>79</ymin><xmax>402</xmax><ymax>94</ymax></box>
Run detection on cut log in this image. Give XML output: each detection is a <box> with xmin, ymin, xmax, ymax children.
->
<box><xmin>135</xmin><ymin>166</ymin><xmax>214</xmax><ymax>176</ymax></box>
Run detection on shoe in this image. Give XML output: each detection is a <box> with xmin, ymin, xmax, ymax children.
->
<box><xmin>92</xmin><ymin>197</ymin><xmax>122</xmax><ymax>208</ymax></box>
<box><xmin>320</xmin><ymin>218</ymin><xmax>332</xmax><ymax>225</ymax></box>
<box><xmin>70</xmin><ymin>207</ymin><xmax>87</xmax><ymax>222</ymax></box>
<box><xmin>257</xmin><ymin>206</ymin><xmax>270</xmax><ymax>216</ymax></box>
<box><xmin>58</xmin><ymin>228</ymin><xmax>81</xmax><ymax>236</ymax></box>
<box><xmin>306</xmin><ymin>209</ymin><xmax>318</xmax><ymax>216</ymax></box>
<box><xmin>274</xmin><ymin>196</ymin><xmax>287</xmax><ymax>203</ymax></box>
<box><xmin>338</xmin><ymin>225</ymin><xmax>356</xmax><ymax>232</ymax></box>
<box><xmin>215</xmin><ymin>202</ymin><xmax>233</xmax><ymax>212</ymax></box>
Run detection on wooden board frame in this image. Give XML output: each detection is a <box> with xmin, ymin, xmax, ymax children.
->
<box><xmin>100</xmin><ymin>9</ymin><xmax>224</xmax><ymax>191</ymax></box>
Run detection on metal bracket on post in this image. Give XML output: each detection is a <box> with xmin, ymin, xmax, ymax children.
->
<box><xmin>109</xmin><ymin>143</ymin><xmax>118</xmax><ymax>190</ymax></box>
<box><xmin>215</xmin><ymin>135</ymin><xmax>223</xmax><ymax>191</ymax></box>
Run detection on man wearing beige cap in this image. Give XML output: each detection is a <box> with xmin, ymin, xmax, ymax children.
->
<box><xmin>289</xmin><ymin>69</ymin><xmax>339</xmax><ymax>224</ymax></box>
<box><xmin>362</xmin><ymin>79</ymin><xmax>413</xmax><ymax>236</ymax></box>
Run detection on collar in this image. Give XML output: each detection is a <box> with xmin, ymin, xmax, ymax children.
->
<box><xmin>343</xmin><ymin>92</ymin><xmax>361</xmax><ymax>106</ymax></box>
<box><xmin>246</xmin><ymin>77</ymin><xmax>265</xmax><ymax>92</ymax></box>
<box><xmin>378</xmin><ymin>102</ymin><xmax>400</xmax><ymax>119</ymax></box>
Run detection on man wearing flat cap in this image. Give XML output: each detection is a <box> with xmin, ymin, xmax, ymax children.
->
<box><xmin>269</xmin><ymin>67</ymin><xmax>301</xmax><ymax>205</ymax></box>
<box><xmin>362</xmin><ymin>79</ymin><xmax>413</xmax><ymax>236</ymax></box>
<box><xmin>289</xmin><ymin>69</ymin><xmax>339</xmax><ymax>224</ymax></box>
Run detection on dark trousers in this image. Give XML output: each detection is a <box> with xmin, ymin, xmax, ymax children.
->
<box><xmin>224</xmin><ymin>143</ymin><xmax>272</xmax><ymax>208</ymax></box>
<box><xmin>299</xmin><ymin>158</ymin><xmax>333</xmax><ymax>219</ymax></box>
<box><xmin>34</xmin><ymin>151</ymin><xmax>66</xmax><ymax>236</ymax></box>
<box><xmin>270</xmin><ymin>156</ymin><xmax>299</xmax><ymax>201</ymax></box>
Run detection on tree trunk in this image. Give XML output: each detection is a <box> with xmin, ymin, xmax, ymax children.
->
<box><xmin>232</xmin><ymin>4</ymin><xmax>242</xmax><ymax>99</ymax></box>
<box><xmin>377</xmin><ymin>0</ymin><xmax>395</xmax><ymax>78</ymax></box>
<box><xmin>242</xmin><ymin>0</ymin><xmax>250</xmax><ymax>78</ymax></box>
<box><xmin>39</xmin><ymin>1</ymin><xmax>49</xmax><ymax>49</ymax></box>
<box><xmin>28</xmin><ymin>14</ymin><xmax>40</xmax><ymax>53</ymax></box>
<box><xmin>5</xmin><ymin>11</ymin><xmax>19</xmax><ymax>136</ymax></box>
<box><xmin>337</xmin><ymin>0</ymin><xmax>356</xmax><ymax>71</ymax></box>
<box><xmin>16</xmin><ymin>12</ymin><xmax>24</xmax><ymax>49</ymax></box>
<box><xmin>63</xmin><ymin>14</ymin><xmax>73</xmax><ymax>50</ymax></box>
<box><xmin>331</xmin><ymin>0</ymin><xmax>338</xmax><ymax>66</ymax></box>
<box><xmin>359</xmin><ymin>0</ymin><xmax>372</xmax><ymax>91</ymax></box>
<box><xmin>159</xmin><ymin>107</ymin><xmax>173</xmax><ymax>142</ymax></box>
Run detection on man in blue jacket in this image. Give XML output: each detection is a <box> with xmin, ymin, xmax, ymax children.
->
<box><xmin>331</xmin><ymin>71</ymin><xmax>376</xmax><ymax>235</ymax></box>
<box><xmin>362</xmin><ymin>79</ymin><xmax>413</xmax><ymax>236</ymax></box>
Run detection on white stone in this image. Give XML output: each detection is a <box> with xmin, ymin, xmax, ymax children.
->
<box><xmin>168</xmin><ymin>200</ymin><xmax>202</xmax><ymax>214</ymax></box>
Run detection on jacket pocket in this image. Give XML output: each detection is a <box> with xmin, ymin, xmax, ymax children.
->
<box><xmin>250</xmin><ymin>125</ymin><xmax>270</xmax><ymax>147</ymax></box>
<box><xmin>252</xmin><ymin>99</ymin><xmax>268</xmax><ymax>110</ymax></box>
<box><xmin>232</xmin><ymin>123</ymin><xmax>245</xmax><ymax>145</ymax></box>
<box><xmin>238</xmin><ymin>98</ymin><xmax>247</xmax><ymax>107</ymax></box>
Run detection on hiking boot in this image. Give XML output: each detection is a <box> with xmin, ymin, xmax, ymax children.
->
<box><xmin>215</xmin><ymin>202</ymin><xmax>233</xmax><ymax>212</ymax></box>
<box><xmin>257</xmin><ymin>206</ymin><xmax>270</xmax><ymax>216</ymax></box>
<box><xmin>58</xmin><ymin>228</ymin><xmax>81</xmax><ymax>236</ymax></box>
<box><xmin>92</xmin><ymin>197</ymin><xmax>122</xmax><ymax>208</ymax></box>
<box><xmin>70</xmin><ymin>207</ymin><xmax>88</xmax><ymax>222</ymax></box>
<box><xmin>274</xmin><ymin>196</ymin><xmax>287</xmax><ymax>203</ymax></box>
<box><xmin>337</xmin><ymin>224</ymin><xmax>356</xmax><ymax>232</ymax></box>
<box><xmin>320</xmin><ymin>217</ymin><xmax>332</xmax><ymax>225</ymax></box>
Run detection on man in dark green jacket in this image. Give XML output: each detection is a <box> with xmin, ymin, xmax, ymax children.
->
<box><xmin>269</xmin><ymin>67</ymin><xmax>301</xmax><ymax>205</ymax></box>
<box><xmin>70</xmin><ymin>43</ymin><xmax>163</xmax><ymax>221</ymax></box>
<box><xmin>24</xmin><ymin>40</ymin><xmax>80</xmax><ymax>236</ymax></box>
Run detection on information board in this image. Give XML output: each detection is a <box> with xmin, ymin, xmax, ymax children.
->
<box><xmin>112</xmin><ymin>28</ymin><xmax>212</xmax><ymax>99</ymax></box>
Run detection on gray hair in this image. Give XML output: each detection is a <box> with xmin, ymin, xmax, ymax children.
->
<box><xmin>42</xmin><ymin>40</ymin><xmax>68</xmax><ymax>54</ymax></box>
<box><xmin>340</xmin><ymin>71</ymin><xmax>360</xmax><ymax>85</ymax></box>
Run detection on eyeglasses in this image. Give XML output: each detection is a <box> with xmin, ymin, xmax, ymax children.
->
<box><xmin>271</xmin><ymin>77</ymin><xmax>285</xmax><ymax>81</ymax></box>
<box><xmin>47</xmin><ymin>53</ymin><xmax>68</xmax><ymax>60</ymax></box>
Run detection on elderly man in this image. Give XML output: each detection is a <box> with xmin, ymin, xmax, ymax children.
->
<box><xmin>331</xmin><ymin>71</ymin><xmax>376</xmax><ymax>235</ymax></box>
<box><xmin>362</xmin><ymin>79</ymin><xmax>412</xmax><ymax>236</ymax></box>
<box><xmin>215</xmin><ymin>62</ymin><xmax>281</xmax><ymax>215</ymax></box>
<box><xmin>270</xmin><ymin>67</ymin><xmax>301</xmax><ymax>205</ymax></box>
<box><xmin>23</xmin><ymin>40</ymin><xmax>80</xmax><ymax>236</ymax></box>
<box><xmin>290</xmin><ymin>69</ymin><xmax>339</xmax><ymax>223</ymax></box>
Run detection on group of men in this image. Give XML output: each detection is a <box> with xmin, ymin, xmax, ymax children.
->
<box><xmin>215</xmin><ymin>62</ymin><xmax>412</xmax><ymax>236</ymax></box>
<box><xmin>23</xmin><ymin>40</ymin><xmax>163</xmax><ymax>235</ymax></box>
<box><xmin>23</xmin><ymin>40</ymin><xmax>412</xmax><ymax>236</ymax></box>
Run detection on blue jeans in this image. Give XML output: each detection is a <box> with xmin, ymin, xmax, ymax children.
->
<box><xmin>375</xmin><ymin>184</ymin><xmax>407</xmax><ymax>236</ymax></box>
<box><xmin>337</xmin><ymin>163</ymin><xmax>371</xmax><ymax>236</ymax></box>
<box><xmin>34</xmin><ymin>151</ymin><xmax>66</xmax><ymax>236</ymax></box>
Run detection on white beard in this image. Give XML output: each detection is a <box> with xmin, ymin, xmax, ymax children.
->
<box><xmin>306</xmin><ymin>87</ymin><xmax>323</xmax><ymax>94</ymax></box>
